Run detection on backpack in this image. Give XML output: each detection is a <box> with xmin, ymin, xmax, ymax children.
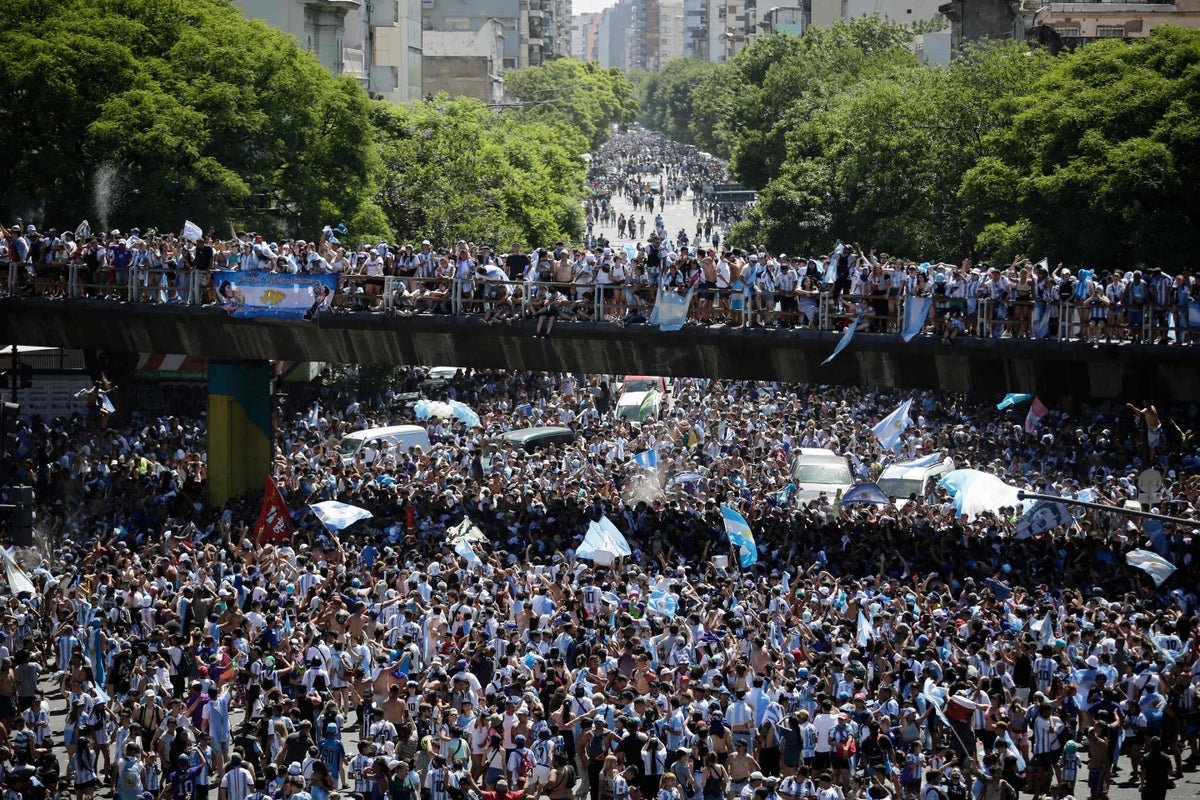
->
<box><xmin>517</xmin><ymin>749</ymin><xmax>535</xmax><ymax>782</ymax></box>
<box><xmin>120</xmin><ymin>758</ymin><xmax>144</xmax><ymax>790</ymax></box>
<box><xmin>175</xmin><ymin>646</ymin><xmax>198</xmax><ymax>679</ymax></box>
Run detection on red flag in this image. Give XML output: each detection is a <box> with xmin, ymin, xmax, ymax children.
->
<box><xmin>253</xmin><ymin>476</ymin><xmax>291</xmax><ymax>545</ymax></box>
<box><xmin>1024</xmin><ymin>397</ymin><xmax>1049</xmax><ymax>434</ymax></box>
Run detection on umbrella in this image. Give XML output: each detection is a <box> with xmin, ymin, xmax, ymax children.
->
<box><xmin>414</xmin><ymin>399</ymin><xmax>453</xmax><ymax>421</ymax></box>
<box><xmin>447</xmin><ymin>400</ymin><xmax>481</xmax><ymax>428</ymax></box>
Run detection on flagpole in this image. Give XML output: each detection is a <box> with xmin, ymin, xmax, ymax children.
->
<box><xmin>1015</xmin><ymin>491</ymin><xmax>1195</xmax><ymax>526</ymax></box>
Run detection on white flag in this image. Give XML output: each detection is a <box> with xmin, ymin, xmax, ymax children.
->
<box><xmin>182</xmin><ymin>220</ymin><xmax>203</xmax><ymax>242</ymax></box>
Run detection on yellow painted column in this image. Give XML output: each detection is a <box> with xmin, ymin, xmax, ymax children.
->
<box><xmin>207</xmin><ymin>361</ymin><xmax>272</xmax><ymax>506</ymax></box>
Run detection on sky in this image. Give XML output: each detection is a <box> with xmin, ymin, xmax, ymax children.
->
<box><xmin>573</xmin><ymin>0</ymin><xmax>617</xmax><ymax>13</ymax></box>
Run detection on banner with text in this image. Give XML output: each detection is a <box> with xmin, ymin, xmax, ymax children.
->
<box><xmin>212</xmin><ymin>271</ymin><xmax>338</xmax><ymax>319</ymax></box>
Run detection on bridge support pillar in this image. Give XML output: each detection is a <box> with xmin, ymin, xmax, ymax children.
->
<box><xmin>207</xmin><ymin>360</ymin><xmax>272</xmax><ymax>507</ymax></box>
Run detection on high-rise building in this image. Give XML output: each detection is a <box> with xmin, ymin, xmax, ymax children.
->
<box><xmin>422</xmin><ymin>0</ymin><xmax>569</xmax><ymax>76</ymax></box>
<box><xmin>232</xmin><ymin>0</ymin><xmax>423</xmax><ymax>103</ymax></box>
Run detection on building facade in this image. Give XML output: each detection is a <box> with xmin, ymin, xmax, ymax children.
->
<box><xmin>233</xmin><ymin>0</ymin><xmax>423</xmax><ymax>103</ymax></box>
<box><xmin>422</xmin><ymin>20</ymin><xmax>506</xmax><ymax>102</ymax></box>
<box><xmin>939</xmin><ymin>0</ymin><xmax>1200</xmax><ymax>53</ymax></box>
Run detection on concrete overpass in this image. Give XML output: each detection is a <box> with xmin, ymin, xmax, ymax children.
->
<box><xmin>3</xmin><ymin>297</ymin><xmax>1196</xmax><ymax>403</ymax></box>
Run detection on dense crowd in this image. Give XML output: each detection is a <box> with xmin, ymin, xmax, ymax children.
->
<box><xmin>6</xmin><ymin>129</ymin><xmax>1191</xmax><ymax>342</ymax></box>
<box><xmin>0</xmin><ymin>367</ymin><xmax>1197</xmax><ymax>800</ymax></box>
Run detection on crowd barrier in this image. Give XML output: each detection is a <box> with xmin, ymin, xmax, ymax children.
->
<box><xmin>2</xmin><ymin>262</ymin><xmax>1191</xmax><ymax>343</ymax></box>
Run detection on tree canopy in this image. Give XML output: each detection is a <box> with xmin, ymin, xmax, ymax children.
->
<box><xmin>646</xmin><ymin>19</ymin><xmax>1200</xmax><ymax>268</ymax></box>
<box><xmin>0</xmin><ymin>4</ymin><xmax>627</xmax><ymax>247</ymax></box>
<box><xmin>373</xmin><ymin>97</ymin><xmax>586</xmax><ymax>248</ymax></box>
<box><xmin>502</xmin><ymin>58</ymin><xmax>639</xmax><ymax>150</ymax></box>
<box><xmin>0</xmin><ymin>0</ymin><xmax>384</xmax><ymax>238</ymax></box>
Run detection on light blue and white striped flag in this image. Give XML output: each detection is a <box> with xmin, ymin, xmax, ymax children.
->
<box><xmin>1127</xmin><ymin>548</ymin><xmax>1176</xmax><ymax>586</ymax></box>
<box><xmin>310</xmin><ymin>501</ymin><xmax>373</xmax><ymax>531</ymax></box>
<box><xmin>632</xmin><ymin>448</ymin><xmax>658</xmax><ymax>470</ymax></box>
<box><xmin>901</xmin><ymin>296</ymin><xmax>932</xmax><ymax>342</ymax></box>
<box><xmin>454</xmin><ymin>538</ymin><xmax>483</xmax><ymax>568</ymax></box>
<box><xmin>649</xmin><ymin>286</ymin><xmax>698</xmax><ymax>331</ymax></box>
<box><xmin>822</xmin><ymin>316</ymin><xmax>861</xmax><ymax>365</ymax></box>
<box><xmin>872</xmin><ymin>398</ymin><xmax>912</xmax><ymax>453</ymax></box>
<box><xmin>721</xmin><ymin>505</ymin><xmax>758</xmax><ymax>568</ymax></box>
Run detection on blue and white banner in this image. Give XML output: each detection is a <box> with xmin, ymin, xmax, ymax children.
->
<box><xmin>649</xmin><ymin>285</ymin><xmax>698</xmax><ymax>331</ymax></box>
<box><xmin>901</xmin><ymin>296</ymin><xmax>932</xmax><ymax>342</ymax></box>
<box><xmin>896</xmin><ymin>452</ymin><xmax>942</xmax><ymax>469</ymax></box>
<box><xmin>632</xmin><ymin>448</ymin><xmax>658</xmax><ymax>470</ymax></box>
<box><xmin>822</xmin><ymin>316</ymin><xmax>861</xmax><ymax>365</ymax></box>
<box><xmin>842</xmin><ymin>482</ymin><xmax>892</xmax><ymax>506</ymax></box>
<box><xmin>1127</xmin><ymin>548</ymin><xmax>1176</xmax><ymax>586</ymax></box>
<box><xmin>1015</xmin><ymin>499</ymin><xmax>1073</xmax><ymax>539</ymax></box>
<box><xmin>721</xmin><ymin>505</ymin><xmax>758</xmax><ymax>568</ymax></box>
<box><xmin>648</xmin><ymin>586</ymin><xmax>678</xmax><ymax>618</ymax></box>
<box><xmin>996</xmin><ymin>393</ymin><xmax>1034</xmax><ymax>411</ymax></box>
<box><xmin>872</xmin><ymin>398</ymin><xmax>912</xmax><ymax>452</ymax></box>
<box><xmin>310</xmin><ymin>501</ymin><xmax>373</xmax><ymax>531</ymax></box>
<box><xmin>454</xmin><ymin>538</ymin><xmax>483</xmax><ymax>568</ymax></box>
<box><xmin>213</xmin><ymin>270</ymin><xmax>338</xmax><ymax>319</ymax></box>
<box><xmin>576</xmin><ymin>516</ymin><xmax>632</xmax><ymax>565</ymax></box>
<box><xmin>182</xmin><ymin>220</ymin><xmax>204</xmax><ymax>242</ymax></box>
<box><xmin>1032</xmin><ymin>301</ymin><xmax>1052</xmax><ymax>340</ymax></box>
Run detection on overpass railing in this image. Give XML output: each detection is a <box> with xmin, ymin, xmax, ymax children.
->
<box><xmin>2</xmin><ymin>262</ymin><xmax>1186</xmax><ymax>343</ymax></box>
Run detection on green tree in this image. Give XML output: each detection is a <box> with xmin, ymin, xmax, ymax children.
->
<box><xmin>959</xmin><ymin>27</ymin><xmax>1200</xmax><ymax>267</ymax></box>
<box><xmin>502</xmin><ymin>58</ymin><xmax>638</xmax><ymax>149</ymax></box>
<box><xmin>689</xmin><ymin>18</ymin><xmax>917</xmax><ymax>188</ymax></box>
<box><xmin>373</xmin><ymin>97</ymin><xmax>585</xmax><ymax>247</ymax></box>
<box><xmin>0</xmin><ymin>0</ymin><xmax>386</xmax><ymax>239</ymax></box>
<box><xmin>734</xmin><ymin>41</ymin><xmax>1053</xmax><ymax>258</ymax></box>
<box><xmin>639</xmin><ymin>57</ymin><xmax>719</xmax><ymax>144</ymax></box>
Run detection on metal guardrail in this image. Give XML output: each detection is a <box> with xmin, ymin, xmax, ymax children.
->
<box><xmin>2</xmin><ymin>262</ymin><xmax>1190</xmax><ymax>342</ymax></box>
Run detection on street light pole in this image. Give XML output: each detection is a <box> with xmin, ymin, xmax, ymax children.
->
<box><xmin>1015</xmin><ymin>490</ymin><xmax>1196</xmax><ymax>526</ymax></box>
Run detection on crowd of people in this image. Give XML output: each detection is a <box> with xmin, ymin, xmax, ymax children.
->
<box><xmin>2</xmin><ymin>125</ymin><xmax>1194</xmax><ymax>342</ymax></box>
<box><xmin>0</xmin><ymin>365</ymin><xmax>1197</xmax><ymax>800</ymax></box>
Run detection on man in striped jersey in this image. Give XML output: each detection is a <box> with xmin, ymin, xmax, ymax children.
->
<box><xmin>349</xmin><ymin>740</ymin><xmax>377</xmax><ymax>797</ymax></box>
<box><xmin>1029</xmin><ymin>702</ymin><xmax>1065</xmax><ymax>797</ymax></box>
<box><xmin>217</xmin><ymin>753</ymin><xmax>254</xmax><ymax>800</ymax></box>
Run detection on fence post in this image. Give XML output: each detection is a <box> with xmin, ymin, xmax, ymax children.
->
<box><xmin>383</xmin><ymin>276</ymin><xmax>394</xmax><ymax>315</ymax></box>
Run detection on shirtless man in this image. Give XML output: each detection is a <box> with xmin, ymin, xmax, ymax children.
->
<box><xmin>1126</xmin><ymin>402</ymin><xmax>1162</xmax><ymax>460</ymax></box>
<box><xmin>727</xmin><ymin>740</ymin><xmax>761</xmax><ymax>799</ymax></box>
<box><xmin>699</xmin><ymin>249</ymin><xmax>717</xmax><ymax>319</ymax></box>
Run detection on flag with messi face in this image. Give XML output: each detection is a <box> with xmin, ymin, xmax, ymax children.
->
<box><xmin>721</xmin><ymin>505</ymin><xmax>758</xmax><ymax>568</ymax></box>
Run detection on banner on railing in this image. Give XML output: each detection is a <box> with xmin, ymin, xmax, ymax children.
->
<box><xmin>212</xmin><ymin>271</ymin><xmax>337</xmax><ymax>319</ymax></box>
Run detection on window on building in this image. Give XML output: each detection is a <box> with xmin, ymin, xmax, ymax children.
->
<box><xmin>1096</xmin><ymin>25</ymin><xmax>1126</xmax><ymax>37</ymax></box>
<box><xmin>1055</xmin><ymin>26</ymin><xmax>1081</xmax><ymax>38</ymax></box>
<box><xmin>444</xmin><ymin>16</ymin><xmax>472</xmax><ymax>31</ymax></box>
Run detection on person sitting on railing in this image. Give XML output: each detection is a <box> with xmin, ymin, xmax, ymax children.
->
<box><xmin>797</xmin><ymin>274</ymin><xmax>821</xmax><ymax>331</ymax></box>
<box><xmin>477</xmin><ymin>263</ymin><xmax>514</xmax><ymax>324</ymax></box>
<box><xmin>570</xmin><ymin>256</ymin><xmax>595</xmax><ymax>321</ymax></box>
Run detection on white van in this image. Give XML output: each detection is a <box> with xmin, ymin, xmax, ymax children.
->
<box><xmin>790</xmin><ymin>448</ymin><xmax>854</xmax><ymax>503</ymax></box>
<box><xmin>877</xmin><ymin>454</ymin><xmax>955</xmax><ymax>505</ymax></box>
<box><xmin>339</xmin><ymin>424</ymin><xmax>431</xmax><ymax>464</ymax></box>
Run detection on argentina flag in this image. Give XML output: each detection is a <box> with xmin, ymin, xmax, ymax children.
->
<box><xmin>721</xmin><ymin>505</ymin><xmax>758</xmax><ymax>568</ymax></box>
<box><xmin>632</xmin><ymin>448</ymin><xmax>658</xmax><ymax>470</ymax></box>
